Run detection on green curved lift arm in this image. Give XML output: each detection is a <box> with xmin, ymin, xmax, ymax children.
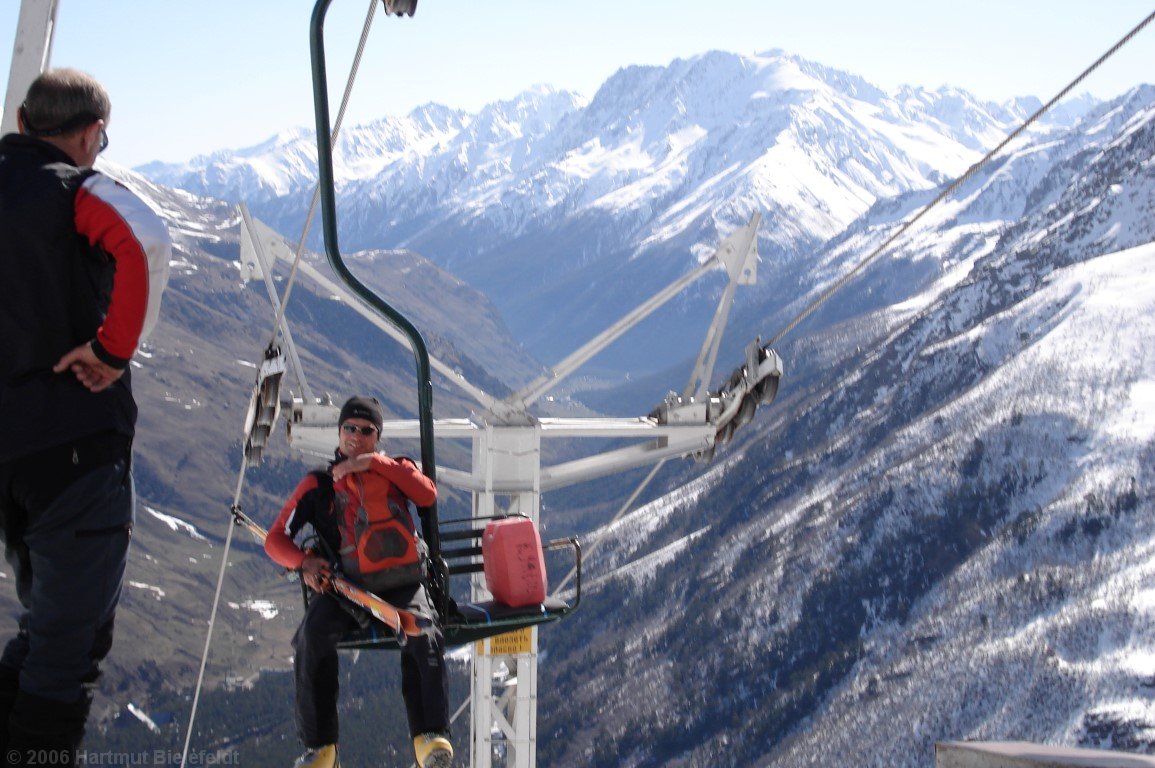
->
<box><xmin>309</xmin><ymin>0</ymin><xmax>441</xmax><ymax>560</ymax></box>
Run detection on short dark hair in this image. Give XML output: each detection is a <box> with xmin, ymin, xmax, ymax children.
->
<box><xmin>21</xmin><ymin>68</ymin><xmax>110</xmax><ymax>138</ymax></box>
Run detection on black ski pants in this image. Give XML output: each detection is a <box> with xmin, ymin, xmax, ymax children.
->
<box><xmin>292</xmin><ymin>585</ymin><xmax>449</xmax><ymax>748</ymax></box>
<box><xmin>0</xmin><ymin>434</ymin><xmax>133</xmax><ymax>766</ymax></box>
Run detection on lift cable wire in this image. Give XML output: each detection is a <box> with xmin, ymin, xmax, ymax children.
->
<box><xmin>179</xmin><ymin>3</ymin><xmax>381</xmax><ymax>765</ymax></box>
<box><xmin>177</xmin><ymin>472</ymin><xmax>244</xmax><ymax>768</ymax></box>
<box><xmin>552</xmin><ymin>459</ymin><xmax>667</xmax><ymax>597</ymax></box>
<box><xmin>268</xmin><ymin>0</ymin><xmax>380</xmax><ymax>348</ymax></box>
<box><xmin>767</xmin><ymin>9</ymin><xmax>1155</xmax><ymax>349</ymax></box>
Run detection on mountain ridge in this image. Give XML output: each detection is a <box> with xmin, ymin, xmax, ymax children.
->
<box><xmin>138</xmin><ymin>48</ymin><xmax>1099</xmax><ymax>374</ymax></box>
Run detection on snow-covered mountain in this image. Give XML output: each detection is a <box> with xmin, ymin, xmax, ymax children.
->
<box><xmin>534</xmin><ymin>87</ymin><xmax>1155</xmax><ymax>767</ymax></box>
<box><xmin>140</xmin><ymin>50</ymin><xmax>1092</xmax><ymax>374</ymax></box>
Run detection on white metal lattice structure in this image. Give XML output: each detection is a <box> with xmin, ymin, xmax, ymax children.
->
<box><xmin>2</xmin><ymin>0</ymin><xmax>58</xmax><ymax>135</ymax></box>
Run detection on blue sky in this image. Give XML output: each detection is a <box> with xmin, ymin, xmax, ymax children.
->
<box><xmin>2</xmin><ymin>1</ymin><xmax>1152</xmax><ymax>167</ymax></box>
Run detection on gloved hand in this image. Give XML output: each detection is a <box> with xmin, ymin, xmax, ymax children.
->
<box><xmin>301</xmin><ymin>552</ymin><xmax>332</xmax><ymax>592</ymax></box>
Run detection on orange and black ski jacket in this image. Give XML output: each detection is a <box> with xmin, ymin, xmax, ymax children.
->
<box><xmin>266</xmin><ymin>451</ymin><xmax>437</xmax><ymax>584</ymax></box>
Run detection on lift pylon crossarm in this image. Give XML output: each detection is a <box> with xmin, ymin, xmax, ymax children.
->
<box><xmin>2</xmin><ymin>0</ymin><xmax>58</xmax><ymax>136</ymax></box>
<box><xmin>238</xmin><ymin>212</ymin><xmax>512</xmax><ymax>418</ymax></box>
<box><xmin>238</xmin><ymin>204</ymin><xmax>316</xmax><ymax>405</ymax></box>
<box><xmin>683</xmin><ymin>213</ymin><xmax>761</xmax><ymax>400</ymax></box>
<box><xmin>285</xmin><ymin>407</ymin><xmax>716</xmax><ymax>491</ymax></box>
<box><xmin>506</xmin><ymin>213</ymin><xmax>763</xmax><ymax>412</ymax></box>
<box><xmin>714</xmin><ymin>212</ymin><xmax>761</xmax><ymax>285</ymax></box>
<box><xmin>507</xmin><ymin>259</ymin><xmax>718</xmax><ymax>410</ymax></box>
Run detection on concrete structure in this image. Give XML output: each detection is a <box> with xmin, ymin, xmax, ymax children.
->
<box><xmin>937</xmin><ymin>741</ymin><xmax>1155</xmax><ymax>768</ymax></box>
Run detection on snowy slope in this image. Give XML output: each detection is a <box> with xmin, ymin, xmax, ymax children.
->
<box><xmin>774</xmin><ymin>241</ymin><xmax>1155</xmax><ymax>766</ymax></box>
<box><xmin>535</xmin><ymin>87</ymin><xmax>1155</xmax><ymax>767</ymax></box>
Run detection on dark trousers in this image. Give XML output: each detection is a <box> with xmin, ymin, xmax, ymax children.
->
<box><xmin>292</xmin><ymin>586</ymin><xmax>449</xmax><ymax>747</ymax></box>
<box><xmin>0</xmin><ymin>439</ymin><xmax>133</xmax><ymax>766</ymax></box>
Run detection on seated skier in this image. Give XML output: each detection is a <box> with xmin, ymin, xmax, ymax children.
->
<box><xmin>265</xmin><ymin>396</ymin><xmax>453</xmax><ymax>768</ymax></box>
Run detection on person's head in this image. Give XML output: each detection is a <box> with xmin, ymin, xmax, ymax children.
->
<box><xmin>18</xmin><ymin>68</ymin><xmax>110</xmax><ymax>167</ymax></box>
<box><xmin>337</xmin><ymin>395</ymin><xmax>383</xmax><ymax>456</ymax></box>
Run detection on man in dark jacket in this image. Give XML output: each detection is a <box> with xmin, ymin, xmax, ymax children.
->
<box><xmin>0</xmin><ymin>69</ymin><xmax>171</xmax><ymax>766</ymax></box>
<box><xmin>266</xmin><ymin>396</ymin><xmax>453</xmax><ymax>768</ymax></box>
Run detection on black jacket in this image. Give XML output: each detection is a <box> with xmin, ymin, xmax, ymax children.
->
<box><xmin>0</xmin><ymin>134</ymin><xmax>169</xmax><ymax>462</ymax></box>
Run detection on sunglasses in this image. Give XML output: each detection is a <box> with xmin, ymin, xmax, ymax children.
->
<box><xmin>341</xmin><ymin>424</ymin><xmax>378</xmax><ymax>437</ymax></box>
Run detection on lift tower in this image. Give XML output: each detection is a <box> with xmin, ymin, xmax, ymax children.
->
<box><xmin>242</xmin><ymin>211</ymin><xmax>782</xmax><ymax>768</ymax></box>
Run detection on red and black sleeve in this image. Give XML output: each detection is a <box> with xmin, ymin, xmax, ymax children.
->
<box><xmin>73</xmin><ymin>174</ymin><xmax>171</xmax><ymax>368</ymax></box>
<box><xmin>265</xmin><ymin>474</ymin><xmax>324</xmax><ymax>570</ymax></box>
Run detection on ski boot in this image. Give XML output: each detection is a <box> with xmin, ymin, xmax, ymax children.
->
<box><xmin>292</xmin><ymin>744</ymin><xmax>338</xmax><ymax>768</ymax></box>
<box><xmin>413</xmin><ymin>732</ymin><xmax>453</xmax><ymax>768</ymax></box>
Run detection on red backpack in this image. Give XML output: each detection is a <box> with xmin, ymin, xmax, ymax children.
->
<box><xmin>333</xmin><ymin>468</ymin><xmax>427</xmax><ymax>593</ymax></box>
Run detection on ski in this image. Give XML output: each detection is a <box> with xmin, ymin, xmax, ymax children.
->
<box><xmin>231</xmin><ymin>506</ymin><xmax>421</xmax><ymax>637</ymax></box>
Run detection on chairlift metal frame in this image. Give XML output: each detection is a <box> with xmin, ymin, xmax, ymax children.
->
<box><xmin>308</xmin><ymin>0</ymin><xmax>580</xmax><ymax>649</ymax></box>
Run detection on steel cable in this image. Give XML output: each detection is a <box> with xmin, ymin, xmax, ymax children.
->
<box><xmin>767</xmin><ymin>10</ymin><xmax>1155</xmax><ymax>348</ymax></box>
<box><xmin>179</xmin><ymin>2</ymin><xmax>381</xmax><ymax>765</ymax></box>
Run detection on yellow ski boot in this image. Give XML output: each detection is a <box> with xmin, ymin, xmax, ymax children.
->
<box><xmin>413</xmin><ymin>733</ymin><xmax>453</xmax><ymax>768</ymax></box>
<box><xmin>292</xmin><ymin>744</ymin><xmax>338</xmax><ymax>768</ymax></box>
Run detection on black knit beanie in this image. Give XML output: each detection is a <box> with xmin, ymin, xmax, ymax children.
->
<box><xmin>339</xmin><ymin>395</ymin><xmax>383</xmax><ymax>431</ymax></box>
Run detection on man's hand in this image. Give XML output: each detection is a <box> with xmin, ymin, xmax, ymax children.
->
<box><xmin>332</xmin><ymin>453</ymin><xmax>374</xmax><ymax>482</ymax></box>
<box><xmin>301</xmin><ymin>554</ymin><xmax>332</xmax><ymax>593</ymax></box>
<box><xmin>53</xmin><ymin>341</ymin><xmax>123</xmax><ymax>392</ymax></box>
